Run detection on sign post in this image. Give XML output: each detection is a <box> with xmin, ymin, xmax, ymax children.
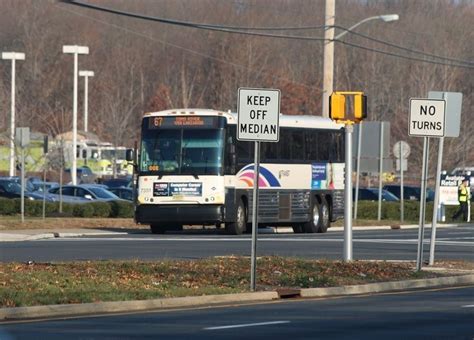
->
<box><xmin>427</xmin><ymin>91</ymin><xmax>462</xmax><ymax>266</ymax></box>
<box><xmin>237</xmin><ymin>87</ymin><xmax>280</xmax><ymax>291</ymax></box>
<box><xmin>409</xmin><ymin>98</ymin><xmax>446</xmax><ymax>271</ymax></box>
<box><xmin>393</xmin><ymin>141</ymin><xmax>410</xmax><ymax>222</ymax></box>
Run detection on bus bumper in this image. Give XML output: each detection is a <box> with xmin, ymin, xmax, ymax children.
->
<box><xmin>135</xmin><ymin>204</ymin><xmax>225</xmax><ymax>225</ymax></box>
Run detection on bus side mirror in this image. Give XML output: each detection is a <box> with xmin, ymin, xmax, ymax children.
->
<box><xmin>126</xmin><ymin>149</ymin><xmax>134</xmax><ymax>162</ymax></box>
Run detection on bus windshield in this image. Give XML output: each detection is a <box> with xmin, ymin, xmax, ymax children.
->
<box><xmin>140</xmin><ymin>128</ymin><xmax>224</xmax><ymax>176</ymax></box>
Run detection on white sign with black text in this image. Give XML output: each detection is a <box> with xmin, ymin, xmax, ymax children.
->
<box><xmin>237</xmin><ymin>88</ymin><xmax>280</xmax><ymax>142</ymax></box>
<box><xmin>409</xmin><ymin>98</ymin><xmax>446</xmax><ymax>137</ymax></box>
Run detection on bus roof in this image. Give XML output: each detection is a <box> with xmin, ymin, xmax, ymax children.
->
<box><xmin>144</xmin><ymin>109</ymin><xmax>344</xmax><ymax>130</ymax></box>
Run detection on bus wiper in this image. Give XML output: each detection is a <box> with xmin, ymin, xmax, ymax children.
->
<box><xmin>191</xmin><ymin>173</ymin><xmax>199</xmax><ymax>179</ymax></box>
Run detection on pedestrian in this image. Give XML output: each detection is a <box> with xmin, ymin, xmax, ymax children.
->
<box><xmin>452</xmin><ymin>179</ymin><xmax>471</xmax><ymax>222</ymax></box>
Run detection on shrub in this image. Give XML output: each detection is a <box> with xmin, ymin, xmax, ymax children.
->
<box><xmin>109</xmin><ymin>200</ymin><xmax>134</xmax><ymax>218</ymax></box>
<box><xmin>0</xmin><ymin>198</ymin><xmax>16</xmax><ymax>215</ymax></box>
<box><xmin>90</xmin><ymin>201</ymin><xmax>112</xmax><ymax>217</ymax></box>
<box><xmin>73</xmin><ymin>203</ymin><xmax>95</xmax><ymax>218</ymax></box>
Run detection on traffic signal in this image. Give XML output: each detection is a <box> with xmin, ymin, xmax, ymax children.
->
<box><xmin>329</xmin><ymin>91</ymin><xmax>367</xmax><ymax>123</ymax></box>
<box><xmin>354</xmin><ymin>94</ymin><xmax>367</xmax><ymax>121</ymax></box>
<box><xmin>329</xmin><ymin>93</ymin><xmax>345</xmax><ymax>120</ymax></box>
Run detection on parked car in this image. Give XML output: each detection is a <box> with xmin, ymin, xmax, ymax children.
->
<box><xmin>28</xmin><ymin>179</ymin><xmax>59</xmax><ymax>192</ymax></box>
<box><xmin>353</xmin><ymin>188</ymin><xmax>399</xmax><ymax>202</ymax></box>
<box><xmin>48</xmin><ymin>184</ymin><xmax>122</xmax><ymax>202</ymax></box>
<box><xmin>383</xmin><ymin>185</ymin><xmax>434</xmax><ymax>202</ymax></box>
<box><xmin>65</xmin><ymin>166</ymin><xmax>97</xmax><ymax>184</ymax></box>
<box><xmin>108</xmin><ymin>187</ymin><xmax>133</xmax><ymax>201</ymax></box>
<box><xmin>0</xmin><ymin>178</ymin><xmax>53</xmax><ymax>201</ymax></box>
<box><xmin>101</xmin><ymin>177</ymin><xmax>132</xmax><ymax>189</ymax></box>
<box><xmin>1</xmin><ymin>176</ymin><xmax>36</xmax><ymax>192</ymax></box>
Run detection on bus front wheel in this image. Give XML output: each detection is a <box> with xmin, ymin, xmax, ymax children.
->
<box><xmin>226</xmin><ymin>200</ymin><xmax>246</xmax><ymax>235</ymax></box>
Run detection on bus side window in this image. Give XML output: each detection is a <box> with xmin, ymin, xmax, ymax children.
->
<box><xmin>305</xmin><ymin>130</ymin><xmax>317</xmax><ymax>161</ymax></box>
<box><xmin>291</xmin><ymin>130</ymin><xmax>304</xmax><ymax>161</ymax></box>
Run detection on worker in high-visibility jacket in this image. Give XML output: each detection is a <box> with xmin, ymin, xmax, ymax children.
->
<box><xmin>452</xmin><ymin>179</ymin><xmax>471</xmax><ymax>222</ymax></box>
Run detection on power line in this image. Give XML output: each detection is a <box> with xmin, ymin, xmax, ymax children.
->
<box><xmin>61</xmin><ymin>0</ymin><xmax>326</xmax><ymax>31</ymax></box>
<box><xmin>63</xmin><ymin>0</ymin><xmax>474</xmax><ymax>69</ymax></box>
<box><xmin>336</xmin><ymin>39</ymin><xmax>474</xmax><ymax>69</ymax></box>
<box><xmin>333</xmin><ymin>25</ymin><xmax>474</xmax><ymax>66</ymax></box>
<box><xmin>56</xmin><ymin>5</ymin><xmax>316</xmax><ymax>90</ymax></box>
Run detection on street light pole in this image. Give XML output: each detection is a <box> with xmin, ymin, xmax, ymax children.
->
<box><xmin>79</xmin><ymin>70</ymin><xmax>94</xmax><ymax>133</ymax></box>
<box><xmin>2</xmin><ymin>52</ymin><xmax>25</xmax><ymax>177</ymax></box>
<box><xmin>321</xmin><ymin>11</ymin><xmax>399</xmax><ymax>117</ymax></box>
<box><xmin>63</xmin><ymin>45</ymin><xmax>89</xmax><ymax>185</ymax></box>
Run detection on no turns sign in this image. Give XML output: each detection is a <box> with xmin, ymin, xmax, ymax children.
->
<box><xmin>409</xmin><ymin>98</ymin><xmax>446</xmax><ymax>137</ymax></box>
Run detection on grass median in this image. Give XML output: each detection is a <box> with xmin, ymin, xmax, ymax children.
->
<box><xmin>0</xmin><ymin>257</ymin><xmax>452</xmax><ymax>308</ymax></box>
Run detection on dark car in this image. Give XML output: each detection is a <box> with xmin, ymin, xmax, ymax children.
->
<box><xmin>102</xmin><ymin>177</ymin><xmax>132</xmax><ymax>189</ymax></box>
<box><xmin>65</xmin><ymin>166</ymin><xmax>97</xmax><ymax>184</ymax></box>
<box><xmin>0</xmin><ymin>179</ymin><xmax>53</xmax><ymax>201</ymax></box>
<box><xmin>353</xmin><ymin>188</ymin><xmax>399</xmax><ymax>202</ymax></box>
<box><xmin>49</xmin><ymin>184</ymin><xmax>122</xmax><ymax>202</ymax></box>
<box><xmin>108</xmin><ymin>187</ymin><xmax>133</xmax><ymax>201</ymax></box>
<box><xmin>383</xmin><ymin>185</ymin><xmax>434</xmax><ymax>202</ymax></box>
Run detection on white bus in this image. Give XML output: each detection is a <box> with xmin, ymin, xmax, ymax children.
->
<box><xmin>133</xmin><ymin>109</ymin><xmax>345</xmax><ymax>235</ymax></box>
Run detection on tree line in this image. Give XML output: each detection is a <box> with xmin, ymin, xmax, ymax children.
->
<box><xmin>0</xmin><ymin>0</ymin><xmax>472</xmax><ymax>176</ymax></box>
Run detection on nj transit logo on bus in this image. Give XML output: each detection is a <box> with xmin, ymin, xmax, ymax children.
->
<box><xmin>237</xmin><ymin>165</ymin><xmax>281</xmax><ymax>188</ymax></box>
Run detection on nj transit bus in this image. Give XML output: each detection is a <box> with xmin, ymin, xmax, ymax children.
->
<box><xmin>134</xmin><ymin>109</ymin><xmax>345</xmax><ymax>235</ymax></box>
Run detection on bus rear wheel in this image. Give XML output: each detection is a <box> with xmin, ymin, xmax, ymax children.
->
<box><xmin>303</xmin><ymin>198</ymin><xmax>329</xmax><ymax>233</ymax></box>
<box><xmin>226</xmin><ymin>200</ymin><xmax>246</xmax><ymax>235</ymax></box>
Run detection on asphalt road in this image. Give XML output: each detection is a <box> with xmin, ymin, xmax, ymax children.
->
<box><xmin>1</xmin><ymin>225</ymin><xmax>473</xmax><ymax>263</ymax></box>
<box><xmin>1</xmin><ymin>286</ymin><xmax>473</xmax><ymax>339</ymax></box>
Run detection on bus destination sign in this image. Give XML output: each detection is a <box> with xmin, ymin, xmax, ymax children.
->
<box><xmin>146</xmin><ymin>116</ymin><xmax>221</xmax><ymax>129</ymax></box>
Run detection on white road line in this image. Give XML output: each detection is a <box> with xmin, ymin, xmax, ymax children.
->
<box><xmin>204</xmin><ymin>320</ymin><xmax>290</xmax><ymax>330</ymax></box>
<box><xmin>461</xmin><ymin>305</ymin><xmax>474</xmax><ymax>308</ymax></box>
<box><xmin>47</xmin><ymin>237</ymin><xmax>474</xmax><ymax>247</ymax></box>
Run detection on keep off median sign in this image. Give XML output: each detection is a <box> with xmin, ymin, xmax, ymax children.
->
<box><xmin>237</xmin><ymin>88</ymin><xmax>280</xmax><ymax>142</ymax></box>
<box><xmin>409</xmin><ymin>98</ymin><xmax>446</xmax><ymax>137</ymax></box>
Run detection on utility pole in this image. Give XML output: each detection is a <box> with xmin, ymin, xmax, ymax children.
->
<box><xmin>322</xmin><ymin>0</ymin><xmax>335</xmax><ymax>118</ymax></box>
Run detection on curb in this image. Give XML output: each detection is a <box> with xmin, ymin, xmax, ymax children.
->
<box><xmin>0</xmin><ymin>291</ymin><xmax>279</xmax><ymax>321</ymax></box>
<box><xmin>300</xmin><ymin>274</ymin><xmax>474</xmax><ymax>298</ymax></box>
<box><xmin>2</xmin><ymin>274</ymin><xmax>473</xmax><ymax>321</ymax></box>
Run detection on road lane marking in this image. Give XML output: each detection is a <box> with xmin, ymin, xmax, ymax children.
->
<box><xmin>204</xmin><ymin>320</ymin><xmax>290</xmax><ymax>330</ymax></box>
<box><xmin>45</xmin><ymin>237</ymin><xmax>474</xmax><ymax>247</ymax></box>
<box><xmin>461</xmin><ymin>305</ymin><xmax>474</xmax><ymax>308</ymax></box>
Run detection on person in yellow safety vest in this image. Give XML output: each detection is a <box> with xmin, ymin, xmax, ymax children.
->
<box><xmin>452</xmin><ymin>179</ymin><xmax>471</xmax><ymax>222</ymax></box>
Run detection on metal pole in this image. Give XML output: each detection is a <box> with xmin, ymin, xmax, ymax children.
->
<box><xmin>84</xmin><ymin>75</ymin><xmax>89</xmax><ymax>132</ymax></box>
<box><xmin>21</xmin><ymin>146</ymin><xmax>25</xmax><ymax>223</ymax></box>
<box><xmin>429</xmin><ymin>137</ymin><xmax>444</xmax><ymax>266</ymax></box>
<box><xmin>344</xmin><ymin>124</ymin><xmax>353</xmax><ymax>261</ymax></box>
<box><xmin>377</xmin><ymin>122</ymin><xmax>384</xmax><ymax>220</ymax></box>
<box><xmin>400</xmin><ymin>144</ymin><xmax>404</xmax><ymax>222</ymax></box>
<box><xmin>416</xmin><ymin>137</ymin><xmax>430</xmax><ymax>271</ymax></box>
<box><xmin>354</xmin><ymin>122</ymin><xmax>362</xmax><ymax>219</ymax></box>
<box><xmin>321</xmin><ymin>0</ymin><xmax>335</xmax><ymax>118</ymax></box>
<box><xmin>9</xmin><ymin>59</ymin><xmax>16</xmax><ymax>177</ymax></box>
<box><xmin>72</xmin><ymin>52</ymin><xmax>78</xmax><ymax>186</ymax></box>
<box><xmin>42</xmin><ymin>158</ymin><xmax>47</xmax><ymax>220</ymax></box>
<box><xmin>250</xmin><ymin>141</ymin><xmax>260</xmax><ymax>291</ymax></box>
